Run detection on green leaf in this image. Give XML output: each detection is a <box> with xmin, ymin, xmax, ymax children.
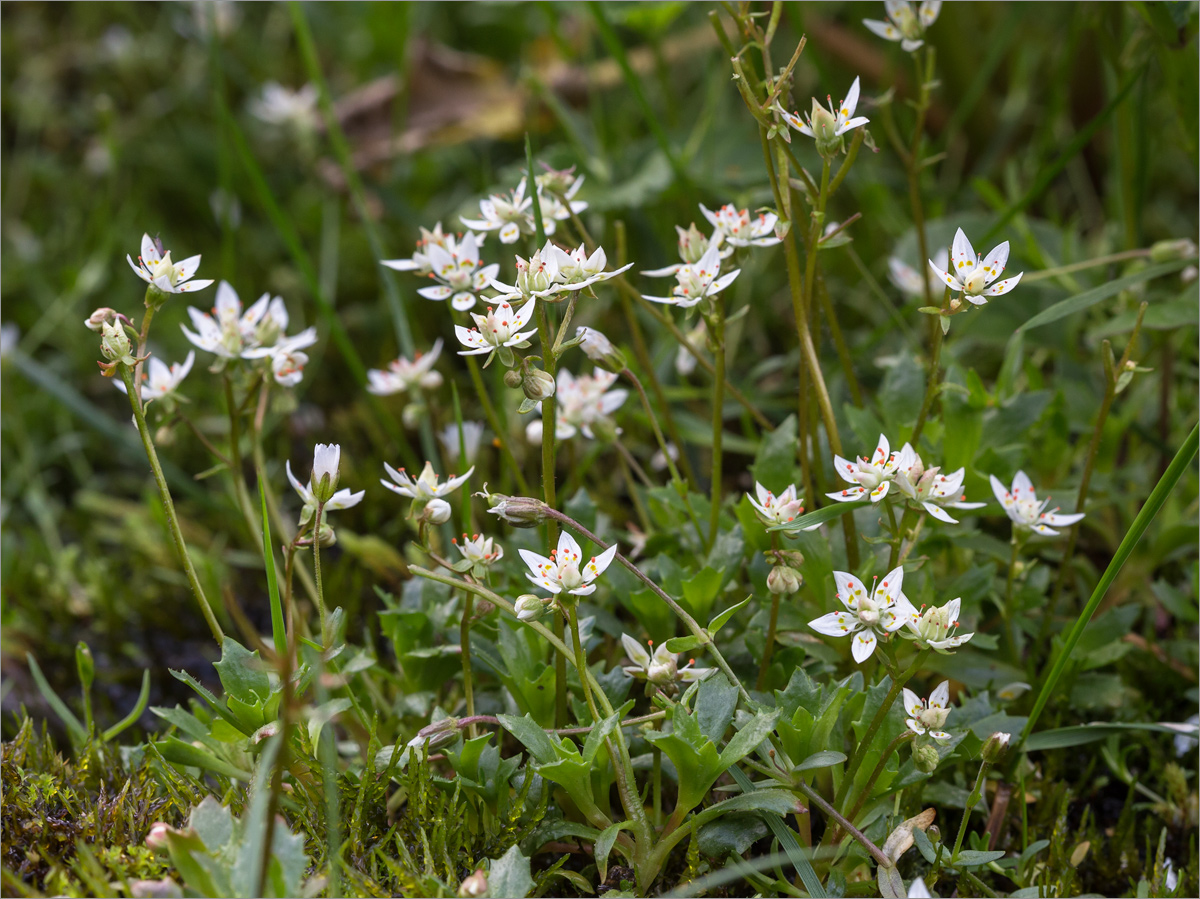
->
<box><xmin>260</xmin><ymin>480</ymin><xmax>287</xmax><ymax>661</ymax></box>
<box><xmin>727</xmin><ymin>766</ymin><xmax>825</xmax><ymax>898</ymax></box>
<box><xmin>718</xmin><ymin>710</ymin><xmax>781</xmax><ymax>769</ymax></box>
<box><xmin>487</xmin><ymin>844</ymin><xmax>533</xmax><ymax>899</ymax></box>
<box><xmin>581</xmin><ymin>709</ymin><xmax>624</xmax><ymax>764</ymax></box>
<box><xmin>594</xmin><ymin>820</ymin><xmax>632</xmax><ymax>884</ymax></box>
<box><xmin>308</xmin><ymin>698</ymin><xmax>353</xmax><ymax>747</ymax></box>
<box><xmin>189</xmin><ymin>796</ymin><xmax>234</xmax><ymax>851</ymax></box>
<box><xmin>681</xmin><ymin>566</ymin><xmax>724</xmax><ymax>622</ymax></box>
<box><xmin>954</xmin><ymin>849</ymin><xmax>1007</xmax><ymax>867</ymax></box>
<box><xmin>795</xmin><ymin>750</ymin><xmax>847</xmax><ymax>772</ymax></box>
<box><xmin>770</xmin><ymin>500</ymin><xmax>868</xmax><ymax>533</ymax></box>
<box><xmin>1019</xmin><ymin>259</ymin><xmax>1192</xmax><ymax>332</ymax></box>
<box><xmin>664</xmin><ymin>634</ymin><xmax>706</xmax><ymax>654</ymax></box>
<box><xmin>153</xmin><ymin>736</ymin><xmax>253</xmax><ymax>781</ymax></box>
<box><xmin>913</xmin><ymin>826</ymin><xmax>937</xmax><ymax>864</ymax></box>
<box><xmin>708</xmin><ymin>596</ymin><xmax>752</xmax><ymax>635</ymax></box>
<box><xmin>750</xmin><ymin>414</ymin><xmax>797</xmax><ymax>491</ymax></box>
<box><xmin>103</xmin><ymin>669</ymin><xmax>152</xmax><ymax>742</ymax></box>
<box><xmin>877</xmin><ymin>864</ymin><xmax>906</xmax><ymax>898</ymax></box>
<box><xmin>26</xmin><ymin>653</ymin><xmax>86</xmax><ymax>743</ymax></box>
<box><xmin>1024</xmin><ymin>722</ymin><xmax>1194</xmax><ymax>751</ymax></box>
<box><xmin>696</xmin><ymin>675</ymin><xmax>739</xmax><ymax>745</ymax></box>
<box><xmin>497</xmin><ymin>713</ymin><xmax>558</xmax><ymax>765</ymax></box>
<box><xmin>213</xmin><ymin>638</ymin><xmax>271</xmax><ymax>705</ymax></box>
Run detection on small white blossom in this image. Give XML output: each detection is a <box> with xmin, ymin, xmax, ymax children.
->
<box><xmin>286</xmin><ymin>448</ymin><xmax>364</xmax><ymax>526</ymax></box>
<box><xmin>367</xmin><ymin>340</ymin><xmax>445</xmax><ymax>396</ymax></box>
<box><xmin>489</xmin><ymin>244</ymin><xmax>565</xmax><ymax>303</ymax></box>
<box><xmin>864</xmin><ymin>1</ymin><xmax>942</xmax><ymax>52</ymax></box>
<box><xmin>642</xmin><ymin>242</ymin><xmax>740</xmax><ymax>309</ymax></box>
<box><xmin>809</xmin><ymin>566</ymin><xmax>916</xmax><ymax>663</ymax></box>
<box><xmin>675</xmin><ymin>320</ymin><xmax>707</xmax><ymax>376</ymax></box>
<box><xmin>182</xmin><ymin>281</ymin><xmax>315</xmax><ymax>362</ymax></box>
<box><xmin>929</xmin><ymin>228</ymin><xmax>1023</xmax><ymax>305</ymax></box>
<box><xmin>903</xmin><ymin>597</ymin><xmax>973</xmax><ymax>653</ymax></box>
<box><xmin>642</xmin><ymin>224</ymin><xmax>717</xmax><ymax>278</ymax></box>
<box><xmin>270</xmin><ymin>348</ymin><xmax>308</xmax><ymax>387</ymax></box>
<box><xmin>527</xmin><ymin>368</ymin><xmax>627</xmax><ymax>442</ymax></box>
<box><xmin>990</xmin><ymin>471</ymin><xmax>1084</xmax><ymax>536</ymax></box>
<box><xmin>889</xmin><ymin>248</ymin><xmax>948</xmax><ymax>299</ymax></box>
<box><xmin>438</xmin><ymin>421</ymin><xmax>486</xmax><ymax>465</ymax></box>
<box><xmin>249</xmin><ymin>82</ymin><xmax>318</xmax><ymax>132</ymax></box>
<box><xmin>779</xmin><ymin>77</ymin><xmax>869</xmax><ymax>142</ymax></box>
<box><xmin>382</xmin><ymin>223</ymin><xmax>484</xmax><ymax>276</ymax></box>
<box><xmin>620</xmin><ymin>634</ymin><xmax>713</xmax><ymax>686</ymax></box>
<box><xmin>381</xmin><ymin>460</ymin><xmax>474</xmax><ymax>503</ymax></box>
<box><xmin>550</xmin><ymin>243</ymin><xmax>633</xmax><ymax>290</ymax></box>
<box><xmin>828</xmin><ymin>433</ymin><xmax>902</xmax><ymax>503</ymax></box>
<box><xmin>700</xmin><ymin>203</ymin><xmax>781</xmax><ymax>248</ymax></box>
<box><xmin>453</xmin><ymin>532</ymin><xmax>504</xmax><ymax>569</ymax></box>
<box><xmin>519</xmin><ymin>531</ymin><xmax>617</xmax><ymax>597</ymax></box>
<box><xmin>747</xmin><ymin>482</ymin><xmax>819</xmax><ymax>531</ymax></box>
<box><xmin>411</xmin><ymin>232</ymin><xmax>498</xmax><ymax>312</ymax></box>
<box><xmin>127</xmin><ymin>233</ymin><xmax>213</xmax><ymax>295</ymax></box>
<box><xmin>902</xmin><ymin>681</ymin><xmax>953</xmax><ymax>741</ymax></box>
<box><xmin>453</xmin><ymin>300</ymin><xmax>537</xmax><ymax>357</ymax></box>
<box><xmin>893</xmin><ymin>444</ymin><xmax>986</xmax><ymax>524</ymax></box>
<box><xmin>115</xmin><ymin>351</ymin><xmax>195</xmax><ymax>404</ymax></box>
<box><xmin>907</xmin><ymin>877</ymin><xmax>932</xmax><ymax>899</ymax></box>
<box><xmin>460</xmin><ymin>179</ymin><xmax>535</xmax><ymax>244</ymax></box>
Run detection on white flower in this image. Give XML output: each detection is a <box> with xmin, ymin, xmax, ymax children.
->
<box><xmin>620</xmin><ymin>634</ymin><xmax>713</xmax><ymax>686</ymax></box>
<box><xmin>460</xmin><ymin>179</ymin><xmax>535</xmax><ymax>244</ymax></box>
<box><xmin>550</xmin><ymin>243</ymin><xmax>633</xmax><ymax>291</ymax></box>
<box><xmin>114</xmin><ymin>351</ymin><xmax>195</xmax><ymax>404</ymax></box>
<box><xmin>313</xmin><ymin>443</ymin><xmax>339</xmax><ymax>483</ymax></box>
<box><xmin>453</xmin><ymin>533</ymin><xmax>504</xmax><ymax>567</ymax></box>
<box><xmin>410</xmin><ymin>232</ymin><xmax>498</xmax><ymax>312</ymax></box>
<box><xmin>902</xmin><ymin>681</ymin><xmax>953</xmax><ymax>741</ymax></box>
<box><xmin>929</xmin><ymin>228</ymin><xmax>1023</xmax><ymax>305</ymax></box>
<box><xmin>438</xmin><ymin>421</ymin><xmax>486</xmax><ymax>465</ymax></box>
<box><xmin>700</xmin><ymin>203</ymin><xmax>781</xmax><ymax>248</ymax></box>
<box><xmin>889</xmin><ymin>248</ymin><xmax>948</xmax><ymax>299</ymax></box>
<box><xmin>809</xmin><ymin>566</ymin><xmax>916</xmax><ymax>663</ymax></box>
<box><xmin>454</xmin><ymin>300</ymin><xmax>538</xmax><ymax>357</ymax></box>
<box><xmin>382</xmin><ymin>223</ymin><xmax>484</xmax><ymax>277</ymax></box>
<box><xmin>286</xmin><ymin>453</ymin><xmax>364</xmax><ymax>525</ymax></box>
<box><xmin>519</xmin><ymin>531</ymin><xmax>617</xmax><ymax>597</ymax></box>
<box><xmin>489</xmin><ymin>244</ymin><xmax>565</xmax><ymax>303</ymax></box>
<box><xmin>271</xmin><ymin>348</ymin><xmax>308</xmax><ymax>387</ymax></box>
<box><xmin>536</xmin><ymin>176</ymin><xmax>587</xmax><ymax>232</ymax></box>
<box><xmin>863</xmin><ymin>1</ymin><xmax>941</xmax><ymax>52</ymax></box>
<box><xmin>381</xmin><ymin>460</ymin><xmax>474</xmax><ymax>503</ymax></box>
<box><xmin>893</xmin><ymin>444</ymin><xmax>986</xmax><ymax>524</ymax></box>
<box><xmin>903</xmin><ymin>597</ymin><xmax>973</xmax><ymax>653</ymax></box>
<box><xmin>182</xmin><ymin>281</ymin><xmax>315</xmax><ymax>361</ymax></box>
<box><xmin>779</xmin><ymin>77</ymin><xmax>869</xmax><ymax>141</ymax></box>
<box><xmin>747</xmin><ymin>482</ymin><xmax>819</xmax><ymax>531</ymax></box>
<box><xmin>367</xmin><ymin>340</ymin><xmax>445</xmax><ymax>396</ymax></box>
<box><xmin>907</xmin><ymin>876</ymin><xmax>932</xmax><ymax>899</ymax></box>
<box><xmin>642</xmin><ymin>242</ymin><xmax>740</xmax><ymax>309</ymax></box>
<box><xmin>249</xmin><ymin>82</ymin><xmax>318</xmax><ymax>132</ymax></box>
<box><xmin>643</xmin><ymin>225</ymin><xmax>716</xmax><ymax>278</ymax></box>
<box><xmin>421</xmin><ymin>498</ymin><xmax>452</xmax><ymax>525</ymax></box>
<box><xmin>828</xmin><ymin>433</ymin><xmax>902</xmax><ymax>503</ymax></box>
<box><xmin>529</xmin><ymin>368</ymin><xmax>627</xmax><ymax>441</ymax></box>
<box><xmin>989</xmin><ymin>471</ymin><xmax>1084</xmax><ymax>536</ymax></box>
<box><xmin>576</xmin><ymin>326</ymin><xmax>615</xmax><ymax>360</ymax></box>
<box><xmin>127</xmin><ymin>233</ymin><xmax>213</xmax><ymax>295</ymax></box>
<box><xmin>650</xmin><ymin>443</ymin><xmax>679</xmax><ymax>472</ymax></box>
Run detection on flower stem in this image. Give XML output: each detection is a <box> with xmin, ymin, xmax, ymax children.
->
<box><xmin>1002</xmin><ymin>536</ymin><xmax>1021</xmax><ymax>663</ymax></box>
<box><xmin>120</xmin><ymin>365</ymin><xmax>223</xmax><ymax>644</ymax></box>
<box><xmin>461</xmin><ymin>591</ymin><xmax>477</xmax><ymax>738</ymax></box>
<box><xmin>950</xmin><ymin>758</ymin><xmax>993</xmax><ymax>864</ymax></box>
<box><xmin>567</xmin><ymin>603</ymin><xmax>601</xmax><ymax>723</ymax></box>
<box><xmin>707</xmin><ymin>304</ymin><xmax>727</xmax><ymax>547</ymax></box>
<box><xmin>757</xmin><ymin>535</ymin><xmax>783</xmax><ymax>691</ymax></box>
<box><xmin>844</xmin><ymin>731</ymin><xmax>914</xmax><ymax>825</ymax></box>
<box><xmin>463</xmin><ymin>354</ymin><xmax>529</xmax><ymax>495</ymax></box>
<box><xmin>910</xmin><ymin>285</ymin><xmax>951</xmax><ymax>444</ymax></box>
<box><xmin>795</xmin><ymin>779</ymin><xmax>891</xmax><ymax>869</ymax></box>
<box><xmin>313</xmin><ymin>501</ymin><xmax>329</xmax><ymax>646</ymax></box>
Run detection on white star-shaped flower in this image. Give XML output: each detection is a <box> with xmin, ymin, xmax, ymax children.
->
<box><xmin>115</xmin><ymin>351</ymin><xmax>195</xmax><ymax>404</ymax></box>
<box><xmin>989</xmin><ymin>471</ymin><xmax>1084</xmax><ymax>536</ymax></box>
<box><xmin>642</xmin><ymin>242</ymin><xmax>740</xmax><ymax>309</ymax></box>
<box><xmin>747</xmin><ymin>481</ymin><xmax>819</xmax><ymax>531</ymax></box>
<box><xmin>893</xmin><ymin>444</ymin><xmax>986</xmax><ymax>524</ymax></box>
<box><xmin>928</xmin><ymin>228</ymin><xmax>1023</xmax><ymax>305</ymax></box>
<box><xmin>460</xmin><ymin>179</ymin><xmax>535</xmax><ymax>244</ymax></box>
<box><xmin>127</xmin><ymin>233</ymin><xmax>213</xmax><ymax>295</ymax></box>
<box><xmin>620</xmin><ymin>634</ymin><xmax>713</xmax><ymax>686</ymax></box>
<box><xmin>410</xmin><ymin>232</ymin><xmax>499</xmax><ymax>312</ymax></box>
<box><xmin>809</xmin><ymin>566</ymin><xmax>916</xmax><ymax>663</ymax></box>
<box><xmin>453</xmin><ymin>300</ymin><xmax>538</xmax><ymax>357</ymax></box>
<box><xmin>902</xmin><ymin>596</ymin><xmax>973</xmax><ymax>653</ymax></box>
<box><xmin>381</xmin><ymin>460</ymin><xmax>474</xmax><ymax>503</ymax></box>
<box><xmin>828</xmin><ymin>433</ymin><xmax>902</xmax><ymax>503</ymax></box>
<box><xmin>700</xmin><ymin>203</ymin><xmax>781</xmax><ymax>248</ymax></box>
<box><xmin>779</xmin><ymin>77</ymin><xmax>870</xmax><ymax>141</ymax></box>
<box><xmin>863</xmin><ymin>1</ymin><xmax>942</xmax><ymax>52</ymax></box>
<box><xmin>286</xmin><ymin>446</ymin><xmax>364</xmax><ymax>526</ymax></box>
<box><xmin>518</xmin><ymin>531</ymin><xmax>617</xmax><ymax>597</ymax></box>
<box><xmin>902</xmin><ymin>680</ymin><xmax>953</xmax><ymax>741</ymax></box>
<box><xmin>367</xmin><ymin>339</ymin><xmax>445</xmax><ymax>396</ymax></box>
<box><xmin>889</xmin><ymin>248</ymin><xmax>948</xmax><ymax>299</ymax></box>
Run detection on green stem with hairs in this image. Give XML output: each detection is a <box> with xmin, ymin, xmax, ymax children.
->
<box><xmin>313</xmin><ymin>501</ymin><xmax>329</xmax><ymax>646</ymax></box>
<box><xmin>120</xmin><ymin>365</ymin><xmax>223</xmax><ymax>644</ymax></box>
<box><xmin>844</xmin><ymin>731</ymin><xmax>914</xmax><ymax>825</ymax></box>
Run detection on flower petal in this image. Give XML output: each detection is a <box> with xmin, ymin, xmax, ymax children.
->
<box><xmin>851</xmin><ymin>630</ymin><xmax>878</xmax><ymax>663</ymax></box>
<box><xmin>809</xmin><ymin>611</ymin><xmax>861</xmax><ymax>637</ymax></box>
<box><xmin>834</xmin><ymin>571</ymin><xmax>869</xmax><ymax>611</ymax></box>
<box><xmin>951</xmin><ymin>228</ymin><xmax>976</xmax><ymax>275</ymax></box>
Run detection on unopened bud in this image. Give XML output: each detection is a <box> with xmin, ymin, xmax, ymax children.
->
<box><xmin>1149</xmin><ymin>238</ymin><xmax>1197</xmax><ymax>264</ymax></box>
<box><xmin>576</xmin><ymin>326</ymin><xmax>627</xmax><ymax>373</ymax></box>
<box><xmin>479</xmin><ymin>487</ymin><xmax>548</xmax><ymax>527</ymax></box>
<box><xmin>310</xmin><ymin>444</ymin><xmax>341</xmax><ymax>503</ymax></box>
<box><xmin>75</xmin><ymin>642</ymin><xmax>95</xmax><ymax>694</ymax></box>
<box><xmin>420</xmin><ymin>499</ymin><xmax>452</xmax><ymax>526</ymax></box>
<box><xmin>774</xmin><ymin>550</ymin><xmax>806</xmax><ymax>568</ymax></box>
<box><xmin>253</xmin><ymin>722</ymin><xmax>280</xmax><ymax>744</ymax></box>
<box><xmin>458</xmin><ymin>870</ymin><xmax>488</xmax><ymax>898</ymax></box>
<box><xmin>515</xmin><ymin>594</ymin><xmax>548</xmax><ymax>621</ymax></box>
<box><xmin>767</xmin><ymin>565</ymin><xmax>802</xmax><ymax>595</ymax></box>
<box><xmin>84</xmin><ymin>307</ymin><xmax>118</xmax><ymax>332</ymax></box>
<box><xmin>810</xmin><ymin>100</ymin><xmax>841</xmax><ymax>158</ymax></box>
<box><xmin>504</xmin><ymin>369</ymin><xmax>523</xmax><ymax>388</ymax></box>
<box><xmin>914</xmin><ymin>743</ymin><xmax>941</xmax><ymax>773</ymax></box>
<box><xmin>145</xmin><ymin>822</ymin><xmax>174</xmax><ymax>852</ymax></box>
<box><xmin>409</xmin><ymin>716</ymin><xmax>461</xmax><ymax>752</ymax></box>
<box><xmin>676</xmin><ymin>223</ymin><xmax>708</xmax><ymax>264</ymax></box>
<box><xmin>588</xmin><ymin>416</ymin><xmax>619</xmax><ymax>444</ymax></box>
<box><xmin>100</xmin><ymin>320</ymin><xmax>133</xmax><ymax>363</ymax></box>
<box><xmin>522</xmin><ymin>368</ymin><xmax>556</xmax><ymax>402</ymax></box>
<box><xmin>981</xmin><ymin>731</ymin><xmax>1011</xmax><ymax>763</ymax></box>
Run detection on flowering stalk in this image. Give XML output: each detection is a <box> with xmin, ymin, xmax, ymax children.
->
<box><xmin>843</xmin><ymin>731</ymin><xmax>915</xmax><ymax>825</ymax></box>
<box><xmin>567</xmin><ymin>603</ymin><xmax>601</xmax><ymax>724</ymax></box>
<box><xmin>910</xmin><ymin>285</ymin><xmax>951</xmax><ymax>443</ymax></box>
<box><xmin>119</xmin><ymin>364</ymin><xmax>223</xmax><ymax>644</ymax></box>
<box><xmin>313</xmin><ymin>500</ymin><xmax>329</xmax><ymax>646</ymax></box>
<box><xmin>707</xmin><ymin>303</ymin><xmax>726</xmax><ymax>547</ymax></box>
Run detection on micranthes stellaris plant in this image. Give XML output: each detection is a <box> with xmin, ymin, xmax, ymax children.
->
<box><xmin>77</xmin><ymin>3</ymin><xmax>1200</xmax><ymax>896</ymax></box>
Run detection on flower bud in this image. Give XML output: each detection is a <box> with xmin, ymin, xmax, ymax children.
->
<box><xmin>409</xmin><ymin>716</ymin><xmax>461</xmax><ymax>752</ymax></box>
<box><xmin>458</xmin><ymin>870</ymin><xmax>488</xmax><ymax>899</ymax></box>
<box><xmin>515</xmin><ymin>594</ymin><xmax>547</xmax><ymax>621</ymax></box>
<box><xmin>576</xmin><ymin>326</ymin><xmax>627</xmax><ymax>374</ymax></box>
<box><xmin>75</xmin><ymin>642</ymin><xmax>95</xmax><ymax>695</ymax></box>
<box><xmin>588</xmin><ymin>415</ymin><xmax>619</xmax><ymax>444</ymax></box>
<box><xmin>478</xmin><ymin>487</ymin><xmax>548</xmax><ymax>528</ymax></box>
<box><xmin>145</xmin><ymin>822</ymin><xmax>174</xmax><ymax>852</ymax></box>
<box><xmin>1149</xmin><ymin>238</ymin><xmax>1197</xmax><ymax>264</ymax></box>
<box><xmin>536</xmin><ymin>164</ymin><xmax>577</xmax><ymax>196</ymax></box>
<box><xmin>130</xmin><ymin>878</ymin><xmax>183</xmax><ymax>899</ymax></box>
<box><xmin>504</xmin><ymin>369</ymin><xmax>523</xmax><ymax>389</ymax></box>
<box><xmin>253</xmin><ymin>722</ymin><xmax>280</xmax><ymax>744</ymax></box>
<box><xmin>981</xmin><ymin>731</ymin><xmax>1011</xmax><ymax>763</ymax></box>
<box><xmin>420</xmin><ymin>498</ymin><xmax>452</xmax><ymax>526</ymax></box>
<box><xmin>311</xmin><ymin>443</ymin><xmax>341</xmax><ymax>503</ymax></box>
<box><xmin>810</xmin><ymin>99</ymin><xmax>841</xmax><ymax>157</ymax></box>
<box><xmin>522</xmin><ymin>368</ymin><xmax>556</xmax><ymax>402</ymax></box>
<box><xmin>84</xmin><ymin>307</ymin><xmax>118</xmax><ymax>332</ymax></box>
<box><xmin>913</xmin><ymin>743</ymin><xmax>941</xmax><ymax>773</ymax></box>
<box><xmin>402</xmin><ymin>403</ymin><xmax>425</xmax><ymax>430</ymax></box>
<box><xmin>315</xmin><ymin>522</ymin><xmax>337</xmax><ymax>547</ymax></box>
<box><xmin>774</xmin><ymin>550</ymin><xmax>806</xmax><ymax>568</ymax></box>
<box><xmin>676</xmin><ymin>223</ymin><xmax>708</xmax><ymax>264</ymax></box>
<box><xmin>767</xmin><ymin>565</ymin><xmax>802</xmax><ymax>595</ymax></box>
<box><xmin>100</xmin><ymin>320</ymin><xmax>133</xmax><ymax>363</ymax></box>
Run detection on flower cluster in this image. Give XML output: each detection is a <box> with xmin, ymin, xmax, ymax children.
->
<box><xmin>525</xmin><ymin>368</ymin><xmax>628</xmax><ymax>443</ymax></box>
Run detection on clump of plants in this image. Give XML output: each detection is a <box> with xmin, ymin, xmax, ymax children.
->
<box><xmin>3</xmin><ymin>2</ymin><xmax>1198</xmax><ymax>897</ymax></box>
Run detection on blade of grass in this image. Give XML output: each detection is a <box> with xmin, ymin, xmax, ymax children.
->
<box><xmin>728</xmin><ymin>766</ymin><xmax>826</xmax><ymax>898</ymax></box>
<box><xmin>1019</xmin><ymin>422</ymin><xmax>1198</xmax><ymax>749</ymax></box>
<box><xmin>26</xmin><ymin>654</ymin><xmax>87</xmax><ymax>744</ymax></box>
<box><xmin>260</xmin><ymin>479</ymin><xmax>287</xmax><ymax>661</ymax></box>
<box><xmin>1018</xmin><ymin>258</ymin><xmax>1193</xmax><ymax>332</ymax></box>
<box><xmin>102</xmin><ymin>670</ymin><xmax>151</xmax><ymax>742</ymax></box>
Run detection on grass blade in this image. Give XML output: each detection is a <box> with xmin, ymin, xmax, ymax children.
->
<box><xmin>102</xmin><ymin>670</ymin><xmax>152</xmax><ymax>742</ymax></box>
<box><xmin>1020</xmin><ymin>422</ymin><xmax>1199</xmax><ymax>748</ymax></box>
<box><xmin>1019</xmin><ymin>258</ymin><xmax>1193</xmax><ymax>332</ymax></box>
<box><xmin>26</xmin><ymin>653</ymin><xmax>87</xmax><ymax>744</ymax></box>
<box><xmin>727</xmin><ymin>766</ymin><xmax>826</xmax><ymax>898</ymax></box>
<box><xmin>260</xmin><ymin>479</ymin><xmax>287</xmax><ymax>661</ymax></box>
